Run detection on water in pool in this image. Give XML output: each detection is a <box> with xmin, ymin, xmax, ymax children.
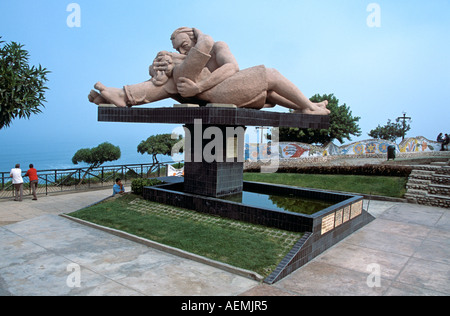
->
<box><xmin>220</xmin><ymin>190</ymin><xmax>334</xmax><ymax>215</ymax></box>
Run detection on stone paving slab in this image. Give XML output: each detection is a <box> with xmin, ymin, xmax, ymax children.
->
<box><xmin>0</xmin><ymin>214</ymin><xmax>258</xmax><ymax>296</ymax></box>
<box><xmin>263</xmin><ymin>202</ymin><xmax>450</xmax><ymax>296</ymax></box>
<box><xmin>1</xmin><ymin>188</ymin><xmax>449</xmax><ymax>296</ymax></box>
<box><xmin>0</xmin><ymin>188</ymin><xmax>117</xmax><ymax>226</ymax></box>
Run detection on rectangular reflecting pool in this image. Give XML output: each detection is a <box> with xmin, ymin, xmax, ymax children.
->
<box><xmin>143</xmin><ymin>179</ymin><xmax>374</xmax><ymax>284</ymax></box>
<box><xmin>143</xmin><ymin>180</ymin><xmax>364</xmax><ymax>232</ymax></box>
<box><xmin>220</xmin><ymin>190</ymin><xmax>335</xmax><ymax>215</ymax></box>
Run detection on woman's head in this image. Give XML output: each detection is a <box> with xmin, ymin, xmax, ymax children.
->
<box><xmin>150</xmin><ymin>51</ymin><xmax>173</xmax><ymax>86</ymax></box>
<box><xmin>150</xmin><ymin>51</ymin><xmax>185</xmax><ymax>86</ymax></box>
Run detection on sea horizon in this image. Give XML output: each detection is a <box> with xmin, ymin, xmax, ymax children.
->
<box><xmin>0</xmin><ymin>141</ymin><xmax>178</xmax><ymax>174</ymax></box>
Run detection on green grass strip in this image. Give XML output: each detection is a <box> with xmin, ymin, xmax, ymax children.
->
<box><xmin>70</xmin><ymin>194</ymin><xmax>303</xmax><ymax>277</ymax></box>
<box><xmin>244</xmin><ymin>173</ymin><xmax>407</xmax><ymax>198</ymax></box>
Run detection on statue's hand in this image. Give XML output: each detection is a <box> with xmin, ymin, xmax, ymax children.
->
<box><xmin>152</xmin><ymin>61</ymin><xmax>169</xmax><ymax>72</ymax></box>
<box><xmin>177</xmin><ymin>77</ymin><xmax>201</xmax><ymax>97</ymax></box>
<box><xmin>193</xmin><ymin>28</ymin><xmax>203</xmax><ymax>39</ymax></box>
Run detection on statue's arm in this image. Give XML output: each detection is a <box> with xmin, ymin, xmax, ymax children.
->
<box><xmin>196</xmin><ymin>41</ymin><xmax>239</xmax><ymax>94</ymax></box>
<box><xmin>175</xmin><ymin>29</ymin><xmax>239</xmax><ymax>98</ymax></box>
<box><xmin>174</xmin><ymin>31</ymin><xmax>214</xmax><ymax>83</ymax></box>
<box><xmin>193</xmin><ymin>29</ymin><xmax>215</xmax><ymax>56</ymax></box>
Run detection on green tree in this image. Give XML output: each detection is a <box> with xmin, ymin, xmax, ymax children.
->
<box><xmin>137</xmin><ymin>134</ymin><xmax>183</xmax><ymax>164</ymax></box>
<box><xmin>0</xmin><ymin>37</ymin><xmax>50</xmax><ymax>129</ymax></box>
<box><xmin>368</xmin><ymin>119</ymin><xmax>411</xmax><ymax>142</ymax></box>
<box><xmin>279</xmin><ymin>93</ymin><xmax>361</xmax><ymax>145</ymax></box>
<box><xmin>72</xmin><ymin>142</ymin><xmax>121</xmax><ymax>185</ymax></box>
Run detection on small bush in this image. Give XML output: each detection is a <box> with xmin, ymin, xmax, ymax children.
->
<box><xmin>131</xmin><ymin>178</ymin><xmax>163</xmax><ymax>195</ymax></box>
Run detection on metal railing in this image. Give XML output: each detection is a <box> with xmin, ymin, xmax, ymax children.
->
<box><xmin>0</xmin><ymin>162</ymin><xmax>183</xmax><ymax>200</ymax></box>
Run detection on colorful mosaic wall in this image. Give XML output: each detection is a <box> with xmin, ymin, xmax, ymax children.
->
<box><xmin>245</xmin><ymin>136</ymin><xmax>442</xmax><ymax>160</ymax></box>
<box><xmin>339</xmin><ymin>140</ymin><xmax>398</xmax><ymax>156</ymax></box>
<box><xmin>398</xmin><ymin>136</ymin><xmax>442</xmax><ymax>153</ymax></box>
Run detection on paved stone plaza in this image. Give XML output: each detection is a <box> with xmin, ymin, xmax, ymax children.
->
<box><xmin>0</xmin><ymin>187</ymin><xmax>449</xmax><ymax>296</ymax></box>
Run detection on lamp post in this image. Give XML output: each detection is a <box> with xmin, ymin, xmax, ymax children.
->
<box><xmin>396</xmin><ymin>113</ymin><xmax>411</xmax><ymax>141</ymax></box>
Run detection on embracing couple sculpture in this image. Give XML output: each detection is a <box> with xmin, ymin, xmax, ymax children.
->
<box><xmin>88</xmin><ymin>27</ymin><xmax>330</xmax><ymax>115</ymax></box>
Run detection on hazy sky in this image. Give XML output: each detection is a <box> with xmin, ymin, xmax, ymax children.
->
<box><xmin>0</xmin><ymin>0</ymin><xmax>449</xmax><ymax>165</ymax></box>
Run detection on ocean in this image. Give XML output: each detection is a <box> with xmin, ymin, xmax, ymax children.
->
<box><xmin>0</xmin><ymin>140</ymin><xmax>176</xmax><ymax>173</ymax></box>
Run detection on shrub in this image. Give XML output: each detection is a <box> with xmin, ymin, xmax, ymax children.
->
<box><xmin>131</xmin><ymin>178</ymin><xmax>163</xmax><ymax>195</ymax></box>
<box><xmin>245</xmin><ymin>164</ymin><xmax>412</xmax><ymax>177</ymax></box>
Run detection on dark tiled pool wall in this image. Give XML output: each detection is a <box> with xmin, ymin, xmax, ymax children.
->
<box><xmin>265</xmin><ymin>206</ymin><xmax>374</xmax><ymax>284</ymax></box>
<box><xmin>184</xmin><ymin>162</ymin><xmax>243</xmax><ymax>197</ymax></box>
<box><xmin>143</xmin><ymin>180</ymin><xmax>374</xmax><ymax>283</ymax></box>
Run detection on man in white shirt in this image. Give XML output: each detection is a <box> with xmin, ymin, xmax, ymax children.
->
<box><xmin>10</xmin><ymin>164</ymin><xmax>24</xmax><ymax>201</ymax></box>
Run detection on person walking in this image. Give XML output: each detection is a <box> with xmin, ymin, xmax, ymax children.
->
<box><xmin>24</xmin><ymin>164</ymin><xmax>38</xmax><ymax>200</ymax></box>
<box><xmin>10</xmin><ymin>164</ymin><xmax>24</xmax><ymax>201</ymax></box>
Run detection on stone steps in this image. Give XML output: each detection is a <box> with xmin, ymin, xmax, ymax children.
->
<box><xmin>415</xmin><ymin>194</ymin><xmax>450</xmax><ymax>208</ymax></box>
<box><xmin>407</xmin><ymin>178</ymin><xmax>430</xmax><ymax>185</ymax></box>
<box><xmin>432</xmin><ymin>174</ymin><xmax>450</xmax><ymax>185</ymax></box>
<box><xmin>436</xmin><ymin>166</ymin><xmax>450</xmax><ymax>175</ymax></box>
<box><xmin>405</xmin><ymin>189</ymin><xmax>428</xmax><ymax>198</ymax></box>
<box><xmin>405</xmin><ymin>183</ymin><xmax>428</xmax><ymax>191</ymax></box>
<box><xmin>429</xmin><ymin>183</ymin><xmax>450</xmax><ymax>196</ymax></box>
<box><xmin>409</xmin><ymin>170</ymin><xmax>434</xmax><ymax>181</ymax></box>
<box><xmin>405</xmin><ymin>164</ymin><xmax>450</xmax><ymax>208</ymax></box>
<box><xmin>406</xmin><ymin>178</ymin><xmax>430</xmax><ymax>190</ymax></box>
<box><xmin>428</xmin><ymin>193</ymin><xmax>450</xmax><ymax>202</ymax></box>
<box><xmin>430</xmin><ymin>161</ymin><xmax>449</xmax><ymax>166</ymax></box>
<box><xmin>413</xmin><ymin>165</ymin><xmax>442</xmax><ymax>171</ymax></box>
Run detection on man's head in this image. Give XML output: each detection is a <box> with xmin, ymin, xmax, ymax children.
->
<box><xmin>170</xmin><ymin>27</ymin><xmax>196</xmax><ymax>55</ymax></box>
<box><xmin>116</xmin><ymin>178</ymin><xmax>122</xmax><ymax>184</ymax></box>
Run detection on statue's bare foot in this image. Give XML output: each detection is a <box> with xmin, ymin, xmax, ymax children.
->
<box><xmin>93</xmin><ymin>82</ymin><xmax>127</xmax><ymax>107</ymax></box>
<box><xmin>317</xmin><ymin>100</ymin><xmax>328</xmax><ymax>109</ymax></box>
<box><xmin>299</xmin><ymin>107</ymin><xmax>331</xmax><ymax>115</ymax></box>
<box><xmin>94</xmin><ymin>82</ymin><xmax>107</xmax><ymax>92</ymax></box>
<box><xmin>294</xmin><ymin>100</ymin><xmax>330</xmax><ymax>115</ymax></box>
<box><xmin>310</xmin><ymin>100</ymin><xmax>330</xmax><ymax>114</ymax></box>
<box><xmin>88</xmin><ymin>90</ymin><xmax>107</xmax><ymax>105</ymax></box>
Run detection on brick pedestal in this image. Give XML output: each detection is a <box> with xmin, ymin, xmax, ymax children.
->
<box><xmin>98</xmin><ymin>106</ymin><xmax>329</xmax><ymax>197</ymax></box>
